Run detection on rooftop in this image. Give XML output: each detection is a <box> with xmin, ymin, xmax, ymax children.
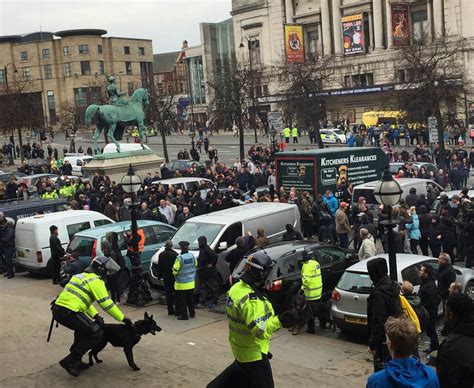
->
<box><xmin>153</xmin><ymin>51</ymin><xmax>181</xmax><ymax>73</ymax></box>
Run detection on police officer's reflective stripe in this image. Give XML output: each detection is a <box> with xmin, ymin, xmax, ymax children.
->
<box><xmin>303</xmin><ymin>285</ymin><xmax>323</xmax><ymax>291</ymax></box>
<box><xmin>68</xmin><ymin>282</ymin><xmax>94</xmax><ymax>299</ymax></box>
<box><xmin>65</xmin><ymin>288</ymin><xmax>90</xmax><ymax>306</ymax></box>
<box><xmin>97</xmin><ymin>296</ymin><xmax>110</xmax><ymax>303</ymax></box>
<box><xmin>229</xmin><ymin>325</ymin><xmax>252</xmax><ymax>336</ymax></box>
<box><xmin>82</xmin><ymin>276</ymin><xmax>99</xmax><ymax>285</ymax></box>
<box><xmin>305</xmin><ymin>273</ymin><xmax>321</xmax><ymax>278</ymax></box>
<box><xmin>236</xmin><ymin>294</ymin><xmax>250</xmax><ymax>308</ymax></box>
<box><xmin>103</xmin><ymin>302</ymin><xmax>116</xmax><ymax>311</ymax></box>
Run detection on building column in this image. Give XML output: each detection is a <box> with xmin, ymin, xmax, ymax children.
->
<box><xmin>285</xmin><ymin>0</ymin><xmax>294</xmax><ymax>23</ymax></box>
<box><xmin>372</xmin><ymin>0</ymin><xmax>384</xmax><ymax>49</ymax></box>
<box><xmin>386</xmin><ymin>1</ymin><xmax>392</xmax><ymax>49</ymax></box>
<box><xmin>432</xmin><ymin>0</ymin><xmax>444</xmax><ymax>37</ymax></box>
<box><xmin>321</xmin><ymin>0</ymin><xmax>332</xmax><ymax>55</ymax></box>
<box><xmin>331</xmin><ymin>0</ymin><xmax>342</xmax><ymax>55</ymax></box>
<box><xmin>427</xmin><ymin>0</ymin><xmax>433</xmax><ymax>40</ymax></box>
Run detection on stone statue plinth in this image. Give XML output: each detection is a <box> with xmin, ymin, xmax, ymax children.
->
<box><xmin>84</xmin><ymin>143</ymin><xmax>164</xmax><ymax>183</ymax></box>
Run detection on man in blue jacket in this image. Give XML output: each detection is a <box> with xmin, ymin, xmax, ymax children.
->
<box><xmin>367</xmin><ymin>316</ymin><xmax>439</xmax><ymax>388</ymax></box>
<box><xmin>322</xmin><ymin>190</ymin><xmax>339</xmax><ymax>216</ymax></box>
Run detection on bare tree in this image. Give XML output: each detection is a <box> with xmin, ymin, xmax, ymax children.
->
<box><xmin>392</xmin><ymin>34</ymin><xmax>471</xmax><ymax>167</ymax></box>
<box><xmin>275</xmin><ymin>53</ymin><xmax>336</xmax><ymax>148</ymax></box>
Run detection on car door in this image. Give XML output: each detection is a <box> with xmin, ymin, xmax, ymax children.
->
<box><xmin>270</xmin><ymin>251</ymin><xmax>303</xmax><ymax>309</ymax></box>
<box><xmin>215</xmin><ymin>222</ymin><xmax>243</xmax><ymax>282</ymax></box>
<box><xmin>314</xmin><ymin>246</ymin><xmax>350</xmax><ymax>299</ymax></box>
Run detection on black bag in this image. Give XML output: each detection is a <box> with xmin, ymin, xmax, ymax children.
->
<box><xmin>413</xmin><ymin>304</ymin><xmax>429</xmax><ymax>332</ymax></box>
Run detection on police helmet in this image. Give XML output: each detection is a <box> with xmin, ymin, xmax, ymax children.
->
<box><xmin>86</xmin><ymin>255</ymin><xmax>120</xmax><ymax>277</ymax></box>
<box><xmin>243</xmin><ymin>251</ymin><xmax>274</xmax><ymax>283</ymax></box>
<box><xmin>302</xmin><ymin>249</ymin><xmax>314</xmax><ymax>261</ymax></box>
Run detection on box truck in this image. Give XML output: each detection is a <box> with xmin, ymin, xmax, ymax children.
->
<box><xmin>275</xmin><ymin>147</ymin><xmax>388</xmax><ymax>200</ymax></box>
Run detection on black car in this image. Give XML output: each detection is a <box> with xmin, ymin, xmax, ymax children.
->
<box><xmin>161</xmin><ymin>159</ymin><xmax>205</xmax><ymax>175</ymax></box>
<box><xmin>231</xmin><ymin>240</ymin><xmax>358</xmax><ymax>314</ymax></box>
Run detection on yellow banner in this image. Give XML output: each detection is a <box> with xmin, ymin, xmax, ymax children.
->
<box><xmin>284</xmin><ymin>24</ymin><xmax>305</xmax><ymax>63</ymax></box>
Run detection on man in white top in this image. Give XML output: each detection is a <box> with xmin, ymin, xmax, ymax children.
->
<box><xmin>159</xmin><ymin>199</ymin><xmax>174</xmax><ymax>225</ymax></box>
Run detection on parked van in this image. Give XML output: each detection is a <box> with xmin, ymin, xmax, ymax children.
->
<box><xmin>352</xmin><ymin>178</ymin><xmax>444</xmax><ymax>221</ymax></box>
<box><xmin>149</xmin><ymin>202</ymin><xmax>301</xmax><ymax>287</ymax></box>
<box><xmin>0</xmin><ymin>198</ymin><xmax>67</xmax><ymax>222</ymax></box>
<box><xmin>15</xmin><ymin>210</ymin><xmax>113</xmax><ymax>275</ymax></box>
<box><xmin>64</xmin><ymin>154</ymin><xmax>93</xmax><ymax>177</ymax></box>
<box><xmin>66</xmin><ymin>220</ymin><xmax>176</xmax><ymax>277</ymax></box>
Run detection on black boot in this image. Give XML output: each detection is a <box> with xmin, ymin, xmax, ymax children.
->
<box><xmin>59</xmin><ymin>355</ymin><xmax>80</xmax><ymax>377</ymax></box>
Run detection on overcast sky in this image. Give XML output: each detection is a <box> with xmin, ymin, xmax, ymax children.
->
<box><xmin>0</xmin><ymin>0</ymin><xmax>232</xmax><ymax>53</ymax></box>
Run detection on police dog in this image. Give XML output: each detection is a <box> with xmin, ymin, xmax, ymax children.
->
<box><xmin>88</xmin><ymin>312</ymin><xmax>161</xmax><ymax>371</ymax></box>
<box><xmin>288</xmin><ymin>293</ymin><xmax>313</xmax><ymax>335</ymax></box>
<box><xmin>312</xmin><ymin>300</ymin><xmax>336</xmax><ymax>331</ymax></box>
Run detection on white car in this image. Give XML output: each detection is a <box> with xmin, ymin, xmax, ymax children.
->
<box><xmin>320</xmin><ymin>129</ymin><xmax>347</xmax><ymax>144</ymax></box>
<box><xmin>331</xmin><ymin>254</ymin><xmax>474</xmax><ymax>333</ymax></box>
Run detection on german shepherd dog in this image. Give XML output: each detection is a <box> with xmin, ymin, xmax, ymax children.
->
<box><xmin>88</xmin><ymin>312</ymin><xmax>161</xmax><ymax>371</ymax></box>
<box><xmin>288</xmin><ymin>293</ymin><xmax>313</xmax><ymax>335</ymax></box>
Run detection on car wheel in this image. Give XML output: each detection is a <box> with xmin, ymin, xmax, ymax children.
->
<box><xmin>336</xmin><ymin>139</ymin><xmax>341</xmax><ymax>144</ymax></box>
<box><xmin>466</xmin><ymin>281</ymin><xmax>474</xmax><ymax>301</ymax></box>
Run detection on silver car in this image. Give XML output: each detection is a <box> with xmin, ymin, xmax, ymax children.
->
<box><xmin>331</xmin><ymin>254</ymin><xmax>474</xmax><ymax>333</ymax></box>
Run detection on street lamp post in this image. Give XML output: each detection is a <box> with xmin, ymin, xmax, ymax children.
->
<box><xmin>270</xmin><ymin>125</ymin><xmax>278</xmax><ymax>155</ymax></box>
<box><xmin>373</xmin><ymin>169</ymin><xmax>403</xmax><ymax>282</ymax></box>
<box><xmin>239</xmin><ymin>37</ymin><xmax>259</xmax><ymax>144</ymax></box>
<box><xmin>189</xmin><ymin>126</ymin><xmax>196</xmax><ymax>151</ymax></box>
<box><xmin>121</xmin><ymin>164</ymin><xmax>152</xmax><ymax>306</ymax></box>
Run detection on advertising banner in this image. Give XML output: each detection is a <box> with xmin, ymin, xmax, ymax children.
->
<box><xmin>276</xmin><ymin>158</ymin><xmax>317</xmax><ymax>193</ymax></box>
<box><xmin>284</xmin><ymin>24</ymin><xmax>305</xmax><ymax>63</ymax></box>
<box><xmin>391</xmin><ymin>3</ymin><xmax>411</xmax><ymax>46</ymax></box>
<box><xmin>342</xmin><ymin>14</ymin><xmax>364</xmax><ymax>55</ymax></box>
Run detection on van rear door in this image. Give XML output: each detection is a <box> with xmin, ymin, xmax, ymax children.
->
<box><xmin>15</xmin><ymin>227</ymin><xmax>40</xmax><ymax>269</ymax></box>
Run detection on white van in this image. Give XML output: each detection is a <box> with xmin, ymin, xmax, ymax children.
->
<box><xmin>64</xmin><ymin>154</ymin><xmax>93</xmax><ymax>176</ymax></box>
<box><xmin>149</xmin><ymin>202</ymin><xmax>301</xmax><ymax>287</ymax></box>
<box><xmin>15</xmin><ymin>210</ymin><xmax>113</xmax><ymax>275</ymax></box>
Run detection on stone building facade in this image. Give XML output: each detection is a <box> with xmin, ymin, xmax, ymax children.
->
<box><xmin>231</xmin><ymin>0</ymin><xmax>474</xmax><ymax>125</ymax></box>
<box><xmin>0</xmin><ymin>29</ymin><xmax>153</xmax><ymax>127</ymax></box>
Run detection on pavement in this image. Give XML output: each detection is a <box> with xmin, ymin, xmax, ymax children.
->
<box><xmin>0</xmin><ymin>273</ymin><xmax>374</xmax><ymax>388</ymax></box>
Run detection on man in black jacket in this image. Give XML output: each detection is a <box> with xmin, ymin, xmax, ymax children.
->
<box><xmin>367</xmin><ymin>257</ymin><xmax>402</xmax><ymax>372</ymax></box>
<box><xmin>437</xmin><ymin>253</ymin><xmax>457</xmax><ymax>308</ymax></box>
<box><xmin>2</xmin><ymin>219</ymin><xmax>15</xmax><ymax>279</ymax></box>
<box><xmin>155</xmin><ymin>240</ymin><xmax>178</xmax><ymax>315</ymax></box>
<box><xmin>176</xmin><ymin>206</ymin><xmax>194</xmax><ymax>227</ymax></box>
<box><xmin>437</xmin><ymin>293</ymin><xmax>474</xmax><ymax>388</ymax></box>
<box><xmin>196</xmin><ymin>236</ymin><xmax>219</xmax><ymax>309</ymax></box>
<box><xmin>282</xmin><ymin>223</ymin><xmax>303</xmax><ymax>241</ymax></box>
<box><xmin>224</xmin><ymin>233</ymin><xmax>256</xmax><ymax>273</ymax></box>
<box><xmin>49</xmin><ymin>225</ymin><xmax>65</xmax><ymax>284</ymax></box>
<box><xmin>419</xmin><ymin>264</ymin><xmax>440</xmax><ymax>353</ymax></box>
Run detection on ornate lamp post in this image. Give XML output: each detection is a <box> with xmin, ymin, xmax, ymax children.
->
<box><xmin>121</xmin><ymin>164</ymin><xmax>152</xmax><ymax>306</ymax></box>
<box><xmin>373</xmin><ymin>169</ymin><xmax>403</xmax><ymax>281</ymax></box>
<box><xmin>189</xmin><ymin>126</ymin><xmax>196</xmax><ymax>151</ymax></box>
<box><xmin>270</xmin><ymin>125</ymin><xmax>278</xmax><ymax>155</ymax></box>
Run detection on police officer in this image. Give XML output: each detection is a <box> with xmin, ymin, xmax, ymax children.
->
<box><xmin>301</xmin><ymin>250</ymin><xmax>322</xmax><ymax>334</ymax></box>
<box><xmin>292</xmin><ymin>126</ymin><xmax>298</xmax><ymax>144</ymax></box>
<box><xmin>283</xmin><ymin>126</ymin><xmax>291</xmax><ymax>144</ymax></box>
<box><xmin>52</xmin><ymin>256</ymin><xmax>132</xmax><ymax>377</ymax></box>
<box><xmin>207</xmin><ymin>251</ymin><xmax>294</xmax><ymax>388</ymax></box>
<box><xmin>173</xmin><ymin>241</ymin><xmax>197</xmax><ymax>320</ymax></box>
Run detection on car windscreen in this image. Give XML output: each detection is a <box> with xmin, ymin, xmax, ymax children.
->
<box><xmin>67</xmin><ymin>236</ymin><xmax>95</xmax><ymax>256</ymax></box>
<box><xmin>333</xmin><ymin>129</ymin><xmax>344</xmax><ymax>135</ymax></box>
<box><xmin>171</xmin><ymin>222</ymin><xmax>224</xmax><ymax>251</ymax></box>
<box><xmin>352</xmin><ymin>188</ymin><xmax>377</xmax><ymax>205</ymax></box>
<box><xmin>232</xmin><ymin>257</ymin><xmax>248</xmax><ymax>279</ymax></box>
<box><xmin>337</xmin><ymin>271</ymin><xmax>373</xmax><ymax>294</ymax></box>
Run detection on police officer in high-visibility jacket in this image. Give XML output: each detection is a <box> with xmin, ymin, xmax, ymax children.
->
<box><xmin>208</xmin><ymin>251</ymin><xmax>295</xmax><ymax>388</ymax></box>
<box><xmin>283</xmin><ymin>126</ymin><xmax>291</xmax><ymax>144</ymax></box>
<box><xmin>301</xmin><ymin>250</ymin><xmax>323</xmax><ymax>334</ymax></box>
<box><xmin>292</xmin><ymin>126</ymin><xmax>298</xmax><ymax>143</ymax></box>
<box><xmin>173</xmin><ymin>241</ymin><xmax>197</xmax><ymax>320</ymax></box>
<box><xmin>52</xmin><ymin>256</ymin><xmax>132</xmax><ymax>377</ymax></box>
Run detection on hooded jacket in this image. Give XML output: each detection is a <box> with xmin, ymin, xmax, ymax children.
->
<box><xmin>405</xmin><ymin>213</ymin><xmax>421</xmax><ymax>240</ymax></box>
<box><xmin>322</xmin><ymin>193</ymin><xmax>339</xmax><ymax>216</ymax></box>
<box><xmin>367</xmin><ymin>258</ymin><xmax>402</xmax><ymax>351</ymax></box>
<box><xmin>367</xmin><ymin>357</ymin><xmax>439</xmax><ymax>388</ymax></box>
<box><xmin>437</xmin><ymin>315</ymin><xmax>474</xmax><ymax>388</ymax></box>
<box><xmin>428</xmin><ymin>216</ymin><xmax>448</xmax><ymax>247</ymax></box>
<box><xmin>282</xmin><ymin>224</ymin><xmax>303</xmax><ymax>241</ymax></box>
<box><xmin>197</xmin><ymin>236</ymin><xmax>218</xmax><ymax>271</ymax></box>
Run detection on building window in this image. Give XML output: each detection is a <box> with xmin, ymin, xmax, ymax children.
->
<box><xmin>139</xmin><ymin>47</ymin><xmax>145</xmax><ymax>55</ymax></box>
<box><xmin>20</xmin><ymin>51</ymin><xmax>28</xmax><ymax>61</ymax></box>
<box><xmin>344</xmin><ymin>75</ymin><xmax>351</xmax><ymax>87</ymax></box>
<box><xmin>263</xmin><ymin>84</ymin><xmax>269</xmax><ymax>96</ymax></box>
<box><xmin>396</xmin><ymin>69</ymin><xmax>406</xmax><ymax>83</ymax></box>
<box><xmin>0</xmin><ymin>69</ymin><xmax>5</xmax><ymax>84</ymax></box>
<box><xmin>98</xmin><ymin>61</ymin><xmax>105</xmax><ymax>75</ymax></box>
<box><xmin>80</xmin><ymin>61</ymin><xmax>91</xmax><ymax>75</ymax></box>
<box><xmin>124</xmin><ymin>46</ymin><xmax>130</xmax><ymax>55</ymax></box>
<box><xmin>42</xmin><ymin>48</ymin><xmax>50</xmax><ymax>59</ymax></box>
<box><xmin>412</xmin><ymin>10</ymin><xmax>428</xmax><ymax>42</ymax></box>
<box><xmin>63</xmin><ymin>46</ymin><xmax>70</xmax><ymax>56</ymax></box>
<box><xmin>305</xmin><ymin>29</ymin><xmax>319</xmax><ymax>60</ymax></box>
<box><xmin>351</xmin><ymin>73</ymin><xmax>374</xmax><ymax>87</ymax></box>
<box><xmin>127</xmin><ymin>82</ymin><xmax>134</xmax><ymax>96</ymax></box>
<box><xmin>97</xmin><ymin>44</ymin><xmax>103</xmax><ymax>54</ymax></box>
<box><xmin>249</xmin><ymin>39</ymin><xmax>261</xmax><ymax>65</ymax></box>
<box><xmin>140</xmin><ymin>62</ymin><xmax>149</xmax><ymax>75</ymax></box>
<box><xmin>44</xmin><ymin>64</ymin><xmax>52</xmax><ymax>79</ymax></box>
<box><xmin>79</xmin><ymin>44</ymin><xmax>89</xmax><ymax>54</ymax></box>
<box><xmin>22</xmin><ymin>67</ymin><xmax>31</xmax><ymax>81</ymax></box>
<box><xmin>125</xmin><ymin>61</ymin><xmax>132</xmax><ymax>75</ymax></box>
<box><xmin>179</xmin><ymin>82</ymin><xmax>184</xmax><ymax>93</ymax></box>
<box><xmin>74</xmin><ymin>88</ymin><xmax>88</xmax><ymax>106</ymax></box>
<box><xmin>47</xmin><ymin>90</ymin><xmax>56</xmax><ymax>124</ymax></box>
<box><xmin>64</xmin><ymin>62</ymin><xmax>72</xmax><ymax>77</ymax></box>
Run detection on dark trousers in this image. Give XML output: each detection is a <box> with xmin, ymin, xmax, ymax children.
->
<box><xmin>306</xmin><ymin>300</ymin><xmax>320</xmax><ymax>332</ymax></box>
<box><xmin>373</xmin><ymin>342</ymin><xmax>390</xmax><ymax>372</ymax></box>
<box><xmin>338</xmin><ymin>233</ymin><xmax>349</xmax><ymax>249</ymax></box>
<box><xmin>466</xmin><ymin>252</ymin><xmax>474</xmax><ymax>269</ymax></box>
<box><xmin>51</xmin><ymin>257</ymin><xmax>62</xmax><ymax>282</ymax></box>
<box><xmin>430</xmin><ymin>245</ymin><xmax>441</xmax><ymax>259</ymax></box>
<box><xmin>410</xmin><ymin>239</ymin><xmax>419</xmax><ymax>254</ymax></box>
<box><xmin>175</xmin><ymin>289</ymin><xmax>195</xmax><ymax>318</ymax></box>
<box><xmin>4</xmin><ymin>246</ymin><xmax>15</xmax><ymax>276</ymax></box>
<box><xmin>293</xmin><ymin>137</ymin><xmax>298</xmax><ymax>143</ymax></box>
<box><xmin>426</xmin><ymin>312</ymin><xmax>439</xmax><ymax>350</ymax></box>
<box><xmin>419</xmin><ymin>236</ymin><xmax>429</xmax><ymax>256</ymax></box>
<box><xmin>52</xmin><ymin>305</ymin><xmax>103</xmax><ymax>363</ymax></box>
<box><xmin>302</xmin><ymin>220</ymin><xmax>313</xmax><ymax>238</ymax></box>
<box><xmin>443</xmin><ymin>244</ymin><xmax>455</xmax><ymax>262</ymax></box>
<box><xmin>197</xmin><ymin>269</ymin><xmax>220</xmax><ymax>305</ymax></box>
<box><xmin>207</xmin><ymin>354</ymin><xmax>274</xmax><ymax>388</ymax></box>
<box><xmin>285</xmin><ymin>137</ymin><xmax>289</xmax><ymax>144</ymax></box>
<box><xmin>163</xmin><ymin>277</ymin><xmax>175</xmax><ymax>314</ymax></box>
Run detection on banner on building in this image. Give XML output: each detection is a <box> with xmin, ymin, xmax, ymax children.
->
<box><xmin>391</xmin><ymin>3</ymin><xmax>411</xmax><ymax>46</ymax></box>
<box><xmin>342</xmin><ymin>14</ymin><xmax>365</xmax><ymax>55</ymax></box>
<box><xmin>284</xmin><ymin>24</ymin><xmax>305</xmax><ymax>63</ymax></box>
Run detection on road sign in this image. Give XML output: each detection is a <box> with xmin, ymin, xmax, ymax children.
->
<box><xmin>267</xmin><ymin>111</ymin><xmax>284</xmax><ymax>133</ymax></box>
<box><xmin>428</xmin><ymin>116</ymin><xmax>438</xmax><ymax>143</ymax></box>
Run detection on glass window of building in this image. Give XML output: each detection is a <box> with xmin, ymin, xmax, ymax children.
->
<box><xmin>80</xmin><ymin>61</ymin><xmax>91</xmax><ymax>75</ymax></box>
<box><xmin>22</xmin><ymin>67</ymin><xmax>31</xmax><ymax>80</ymax></box>
<box><xmin>124</xmin><ymin>46</ymin><xmax>130</xmax><ymax>55</ymax></box>
<box><xmin>412</xmin><ymin>10</ymin><xmax>428</xmax><ymax>42</ymax></box>
<box><xmin>97</xmin><ymin>44</ymin><xmax>103</xmax><ymax>54</ymax></box>
<box><xmin>249</xmin><ymin>39</ymin><xmax>261</xmax><ymax>65</ymax></box>
<box><xmin>42</xmin><ymin>48</ymin><xmax>50</xmax><ymax>59</ymax></box>
<box><xmin>127</xmin><ymin>82</ymin><xmax>134</xmax><ymax>96</ymax></box>
<box><xmin>99</xmin><ymin>60</ymin><xmax>105</xmax><ymax>75</ymax></box>
<box><xmin>0</xmin><ymin>69</ymin><xmax>5</xmax><ymax>84</ymax></box>
<box><xmin>63</xmin><ymin>46</ymin><xmax>69</xmax><ymax>56</ymax></box>
<box><xmin>44</xmin><ymin>64</ymin><xmax>52</xmax><ymax>79</ymax></box>
<box><xmin>64</xmin><ymin>62</ymin><xmax>72</xmax><ymax>77</ymax></box>
<box><xmin>305</xmin><ymin>29</ymin><xmax>319</xmax><ymax>60</ymax></box>
<box><xmin>139</xmin><ymin>47</ymin><xmax>145</xmax><ymax>55</ymax></box>
<box><xmin>126</xmin><ymin>61</ymin><xmax>132</xmax><ymax>75</ymax></box>
<box><xmin>20</xmin><ymin>51</ymin><xmax>28</xmax><ymax>61</ymax></box>
<box><xmin>140</xmin><ymin>62</ymin><xmax>149</xmax><ymax>75</ymax></box>
<box><xmin>74</xmin><ymin>88</ymin><xmax>88</xmax><ymax>106</ymax></box>
<box><xmin>79</xmin><ymin>44</ymin><xmax>89</xmax><ymax>54</ymax></box>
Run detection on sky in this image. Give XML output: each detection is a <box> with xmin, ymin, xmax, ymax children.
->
<box><xmin>0</xmin><ymin>0</ymin><xmax>232</xmax><ymax>53</ymax></box>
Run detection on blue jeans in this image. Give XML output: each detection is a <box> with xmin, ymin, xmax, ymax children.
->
<box><xmin>338</xmin><ymin>233</ymin><xmax>349</xmax><ymax>248</ymax></box>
